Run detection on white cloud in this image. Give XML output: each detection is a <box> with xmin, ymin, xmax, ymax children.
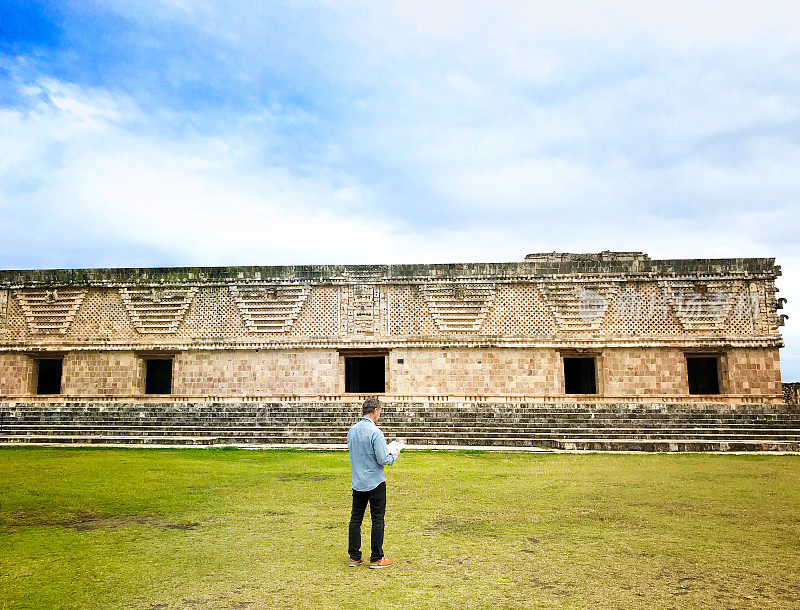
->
<box><xmin>0</xmin><ymin>78</ymin><xmax>527</xmax><ymax>267</ymax></box>
<box><xmin>331</xmin><ymin>0</ymin><xmax>800</xmax><ymax>47</ymax></box>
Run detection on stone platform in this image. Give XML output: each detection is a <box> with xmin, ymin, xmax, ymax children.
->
<box><xmin>1</xmin><ymin>401</ymin><xmax>798</xmax><ymax>452</ymax></box>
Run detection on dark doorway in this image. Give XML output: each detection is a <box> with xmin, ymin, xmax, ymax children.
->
<box><xmin>36</xmin><ymin>358</ymin><xmax>63</xmax><ymax>395</ymax></box>
<box><xmin>145</xmin><ymin>359</ymin><xmax>173</xmax><ymax>395</ymax></box>
<box><xmin>345</xmin><ymin>356</ymin><xmax>385</xmax><ymax>393</ymax></box>
<box><xmin>564</xmin><ymin>357</ymin><xmax>597</xmax><ymax>394</ymax></box>
<box><xmin>687</xmin><ymin>356</ymin><xmax>720</xmax><ymax>394</ymax></box>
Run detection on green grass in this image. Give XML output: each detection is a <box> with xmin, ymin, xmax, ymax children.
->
<box><xmin>1</xmin><ymin>448</ymin><xmax>799</xmax><ymax>609</ymax></box>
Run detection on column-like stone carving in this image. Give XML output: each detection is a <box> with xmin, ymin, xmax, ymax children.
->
<box><xmin>0</xmin><ymin>289</ymin><xmax>7</xmax><ymax>327</ymax></box>
<box><xmin>337</xmin><ymin>268</ymin><xmax>388</xmax><ymax>337</ymax></box>
<box><xmin>344</xmin><ymin>284</ymin><xmax>379</xmax><ymax>336</ymax></box>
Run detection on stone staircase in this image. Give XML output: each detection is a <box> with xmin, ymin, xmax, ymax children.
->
<box><xmin>1</xmin><ymin>401</ymin><xmax>799</xmax><ymax>451</ymax></box>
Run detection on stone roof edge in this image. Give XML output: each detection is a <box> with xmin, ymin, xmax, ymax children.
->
<box><xmin>0</xmin><ymin>336</ymin><xmax>784</xmax><ymax>350</ymax></box>
<box><xmin>0</xmin><ymin>257</ymin><xmax>779</xmax><ymax>287</ymax></box>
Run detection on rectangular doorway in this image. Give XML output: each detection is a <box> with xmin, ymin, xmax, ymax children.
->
<box><xmin>145</xmin><ymin>358</ymin><xmax>173</xmax><ymax>395</ymax></box>
<box><xmin>564</xmin><ymin>357</ymin><xmax>597</xmax><ymax>394</ymax></box>
<box><xmin>687</xmin><ymin>356</ymin><xmax>720</xmax><ymax>394</ymax></box>
<box><xmin>345</xmin><ymin>356</ymin><xmax>386</xmax><ymax>394</ymax></box>
<box><xmin>35</xmin><ymin>358</ymin><xmax>63</xmax><ymax>395</ymax></box>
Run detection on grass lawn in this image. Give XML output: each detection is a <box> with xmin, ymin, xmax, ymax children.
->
<box><xmin>1</xmin><ymin>447</ymin><xmax>799</xmax><ymax>609</ymax></box>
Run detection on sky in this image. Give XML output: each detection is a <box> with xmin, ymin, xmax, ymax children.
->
<box><xmin>0</xmin><ymin>0</ymin><xmax>798</xmax><ymax>379</ymax></box>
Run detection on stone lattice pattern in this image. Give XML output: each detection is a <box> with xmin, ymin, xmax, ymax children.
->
<box><xmin>388</xmin><ymin>285</ymin><xmax>437</xmax><ymax>336</ymax></box>
<box><xmin>15</xmin><ymin>288</ymin><xmax>87</xmax><ymax>334</ymax></box>
<box><xmin>292</xmin><ymin>286</ymin><xmax>339</xmax><ymax>337</ymax></box>
<box><xmin>119</xmin><ymin>287</ymin><xmax>196</xmax><ymax>334</ymax></box>
<box><xmin>228</xmin><ymin>284</ymin><xmax>310</xmax><ymax>334</ymax></box>
<box><xmin>482</xmin><ymin>284</ymin><xmax>558</xmax><ymax>336</ymax></box>
<box><xmin>659</xmin><ymin>280</ymin><xmax>735</xmax><ymax>331</ymax></box>
<box><xmin>721</xmin><ymin>281</ymin><xmax>762</xmax><ymax>335</ymax></box>
<box><xmin>0</xmin><ymin>253</ymin><xmax>783</xmax><ymax>347</ymax></box>
<box><xmin>603</xmin><ymin>283</ymin><xmax>683</xmax><ymax>335</ymax></box>
<box><xmin>0</xmin><ymin>281</ymin><xmax>780</xmax><ymax>342</ymax></box>
<box><xmin>181</xmin><ymin>287</ymin><xmax>246</xmax><ymax>338</ymax></box>
<box><xmin>422</xmin><ymin>283</ymin><xmax>496</xmax><ymax>332</ymax></box>
<box><xmin>537</xmin><ymin>281</ymin><xmax>619</xmax><ymax>332</ymax></box>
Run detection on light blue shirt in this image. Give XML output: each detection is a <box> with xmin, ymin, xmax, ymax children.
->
<box><xmin>347</xmin><ymin>416</ymin><xmax>398</xmax><ymax>491</ymax></box>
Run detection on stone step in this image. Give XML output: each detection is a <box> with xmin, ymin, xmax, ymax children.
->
<box><xmin>1</xmin><ymin>435</ymin><xmax>797</xmax><ymax>452</ymax></box>
<box><xmin>3</xmin><ymin>415</ymin><xmax>799</xmax><ymax>423</ymax></box>
<box><xmin>4</xmin><ymin>423</ymin><xmax>800</xmax><ymax>434</ymax></box>
<box><xmin>0</xmin><ymin>403</ymin><xmax>800</xmax><ymax>417</ymax></box>
<box><xmin>6</xmin><ymin>410</ymin><xmax>800</xmax><ymax>423</ymax></box>
<box><xmin>4</xmin><ymin>429</ymin><xmax>800</xmax><ymax>442</ymax></box>
<box><xmin>8</xmin><ymin>418</ymin><xmax>794</xmax><ymax>426</ymax></box>
<box><xmin>4</xmin><ymin>426</ymin><xmax>800</xmax><ymax>437</ymax></box>
<box><xmin>5</xmin><ymin>419</ymin><xmax>800</xmax><ymax>431</ymax></box>
<box><xmin>0</xmin><ymin>435</ymin><xmax>219</xmax><ymax>445</ymax></box>
<box><xmin>0</xmin><ymin>435</ymin><xmax>535</xmax><ymax>446</ymax></box>
<box><xmin>555</xmin><ymin>439</ymin><xmax>800</xmax><ymax>452</ymax></box>
<box><xmin>2</xmin><ymin>402</ymin><xmax>798</xmax><ymax>452</ymax></box>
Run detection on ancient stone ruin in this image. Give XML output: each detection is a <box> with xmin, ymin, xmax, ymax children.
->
<box><xmin>0</xmin><ymin>251</ymin><xmax>795</xmax><ymax>451</ymax></box>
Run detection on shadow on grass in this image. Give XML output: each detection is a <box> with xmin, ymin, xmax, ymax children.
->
<box><xmin>2</xmin><ymin>508</ymin><xmax>200</xmax><ymax>532</ymax></box>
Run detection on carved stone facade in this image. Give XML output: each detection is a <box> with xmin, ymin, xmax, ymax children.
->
<box><xmin>0</xmin><ymin>251</ymin><xmax>786</xmax><ymax>403</ymax></box>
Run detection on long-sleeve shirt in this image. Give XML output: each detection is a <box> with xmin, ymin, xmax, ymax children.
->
<box><xmin>347</xmin><ymin>416</ymin><xmax>398</xmax><ymax>491</ymax></box>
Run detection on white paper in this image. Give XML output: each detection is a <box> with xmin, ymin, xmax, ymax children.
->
<box><xmin>387</xmin><ymin>439</ymin><xmax>406</xmax><ymax>455</ymax></box>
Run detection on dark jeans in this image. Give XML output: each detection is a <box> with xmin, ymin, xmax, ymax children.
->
<box><xmin>348</xmin><ymin>481</ymin><xmax>386</xmax><ymax>562</ymax></box>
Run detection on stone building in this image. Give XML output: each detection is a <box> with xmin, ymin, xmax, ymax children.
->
<box><xmin>0</xmin><ymin>251</ymin><xmax>786</xmax><ymax>404</ymax></box>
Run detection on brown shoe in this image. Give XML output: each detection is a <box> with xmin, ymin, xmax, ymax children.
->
<box><xmin>348</xmin><ymin>558</ymin><xmax>364</xmax><ymax>567</ymax></box>
<box><xmin>369</xmin><ymin>557</ymin><xmax>393</xmax><ymax>569</ymax></box>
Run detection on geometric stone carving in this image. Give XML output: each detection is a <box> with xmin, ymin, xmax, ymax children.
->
<box><xmin>15</xmin><ymin>288</ymin><xmax>87</xmax><ymax>334</ymax></box>
<box><xmin>228</xmin><ymin>284</ymin><xmax>310</xmax><ymax>333</ymax></box>
<box><xmin>658</xmin><ymin>281</ymin><xmax>734</xmax><ymax>331</ymax></box>
<box><xmin>342</xmin><ymin>284</ymin><xmax>388</xmax><ymax>336</ymax></box>
<box><xmin>0</xmin><ymin>289</ymin><xmax>6</xmax><ymax>324</ymax></box>
<box><xmin>119</xmin><ymin>287</ymin><xmax>197</xmax><ymax>334</ymax></box>
<box><xmin>422</xmin><ymin>283</ymin><xmax>496</xmax><ymax>332</ymax></box>
<box><xmin>536</xmin><ymin>281</ymin><xmax>618</xmax><ymax>331</ymax></box>
<box><xmin>336</xmin><ymin>268</ymin><xmax>388</xmax><ymax>337</ymax></box>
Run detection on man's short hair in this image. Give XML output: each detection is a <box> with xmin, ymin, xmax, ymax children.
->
<box><xmin>362</xmin><ymin>396</ymin><xmax>381</xmax><ymax>415</ymax></box>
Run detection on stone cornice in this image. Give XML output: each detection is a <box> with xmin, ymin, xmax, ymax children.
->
<box><xmin>0</xmin><ymin>255</ymin><xmax>780</xmax><ymax>288</ymax></box>
<box><xmin>0</xmin><ymin>335</ymin><xmax>783</xmax><ymax>351</ymax></box>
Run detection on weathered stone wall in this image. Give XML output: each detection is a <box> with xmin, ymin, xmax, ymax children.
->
<box><xmin>0</xmin><ymin>253</ymin><xmax>784</xmax><ymax>345</ymax></box>
<box><xmin>0</xmin><ymin>346</ymin><xmax>782</xmax><ymax>401</ymax></box>
<box><xmin>725</xmin><ymin>348</ymin><xmax>783</xmax><ymax>396</ymax></box>
<box><xmin>784</xmin><ymin>382</ymin><xmax>800</xmax><ymax>405</ymax></box>
<box><xmin>62</xmin><ymin>352</ymin><xmax>142</xmax><ymax>396</ymax></box>
<box><xmin>172</xmin><ymin>350</ymin><xmax>338</xmax><ymax>396</ymax></box>
<box><xmin>0</xmin><ymin>280</ymin><xmax>782</xmax><ymax>342</ymax></box>
<box><xmin>389</xmin><ymin>348</ymin><xmax>561</xmax><ymax>396</ymax></box>
<box><xmin>603</xmin><ymin>348</ymin><xmax>688</xmax><ymax>396</ymax></box>
<box><xmin>0</xmin><ymin>253</ymin><xmax>786</xmax><ymax>403</ymax></box>
<box><xmin>0</xmin><ymin>353</ymin><xmax>32</xmax><ymax>395</ymax></box>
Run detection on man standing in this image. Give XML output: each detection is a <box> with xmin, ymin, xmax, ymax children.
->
<box><xmin>347</xmin><ymin>396</ymin><xmax>400</xmax><ymax>568</ymax></box>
